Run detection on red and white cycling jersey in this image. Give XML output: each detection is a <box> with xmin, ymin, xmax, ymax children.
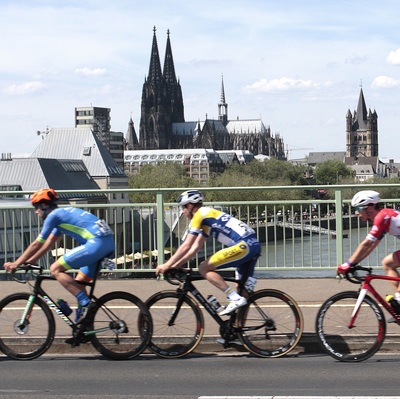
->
<box><xmin>367</xmin><ymin>208</ymin><xmax>400</xmax><ymax>242</ymax></box>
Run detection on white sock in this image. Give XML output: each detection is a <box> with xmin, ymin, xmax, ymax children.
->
<box><xmin>224</xmin><ymin>287</ymin><xmax>241</xmax><ymax>301</ymax></box>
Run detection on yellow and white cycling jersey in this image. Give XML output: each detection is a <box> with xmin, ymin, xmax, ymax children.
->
<box><xmin>187</xmin><ymin>207</ymin><xmax>256</xmax><ymax>246</ymax></box>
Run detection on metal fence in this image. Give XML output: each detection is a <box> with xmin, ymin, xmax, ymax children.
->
<box><xmin>1</xmin><ymin>184</ymin><xmax>400</xmax><ymax>276</ymax></box>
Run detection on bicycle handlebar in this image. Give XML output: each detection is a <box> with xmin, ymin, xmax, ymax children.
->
<box><xmin>8</xmin><ymin>264</ymin><xmax>43</xmax><ymax>283</ymax></box>
<box><xmin>338</xmin><ymin>264</ymin><xmax>373</xmax><ymax>284</ymax></box>
<box><xmin>162</xmin><ymin>268</ymin><xmax>190</xmax><ymax>285</ymax></box>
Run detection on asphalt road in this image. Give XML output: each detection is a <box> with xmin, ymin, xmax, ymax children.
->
<box><xmin>0</xmin><ymin>351</ymin><xmax>400</xmax><ymax>398</ymax></box>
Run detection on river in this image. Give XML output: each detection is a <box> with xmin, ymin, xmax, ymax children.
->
<box><xmin>256</xmin><ymin>226</ymin><xmax>400</xmax><ymax>278</ymax></box>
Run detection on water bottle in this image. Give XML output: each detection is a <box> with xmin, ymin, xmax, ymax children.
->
<box><xmin>207</xmin><ymin>295</ymin><xmax>223</xmax><ymax>313</ymax></box>
<box><xmin>386</xmin><ymin>294</ymin><xmax>400</xmax><ymax>314</ymax></box>
<box><xmin>57</xmin><ymin>298</ymin><xmax>72</xmax><ymax>316</ymax></box>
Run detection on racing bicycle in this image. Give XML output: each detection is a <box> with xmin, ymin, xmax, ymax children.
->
<box><xmin>145</xmin><ymin>260</ymin><xmax>304</xmax><ymax>358</ymax></box>
<box><xmin>0</xmin><ymin>258</ymin><xmax>152</xmax><ymax>360</ymax></box>
<box><xmin>316</xmin><ymin>264</ymin><xmax>400</xmax><ymax>362</ymax></box>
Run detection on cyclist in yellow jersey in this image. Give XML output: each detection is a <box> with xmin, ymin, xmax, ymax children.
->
<box><xmin>155</xmin><ymin>190</ymin><xmax>261</xmax><ymax>315</ymax></box>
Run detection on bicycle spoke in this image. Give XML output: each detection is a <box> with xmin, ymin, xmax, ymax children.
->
<box><xmin>0</xmin><ymin>293</ymin><xmax>55</xmax><ymax>360</ymax></box>
<box><xmin>146</xmin><ymin>291</ymin><xmax>204</xmax><ymax>358</ymax></box>
<box><xmin>316</xmin><ymin>291</ymin><xmax>385</xmax><ymax>362</ymax></box>
<box><xmin>90</xmin><ymin>291</ymin><xmax>152</xmax><ymax>360</ymax></box>
<box><xmin>237</xmin><ymin>289</ymin><xmax>303</xmax><ymax>358</ymax></box>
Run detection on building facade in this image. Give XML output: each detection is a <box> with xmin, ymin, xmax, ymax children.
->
<box><xmin>127</xmin><ymin>27</ymin><xmax>285</xmax><ymax>159</ymax></box>
<box><xmin>75</xmin><ymin>106</ymin><xmax>124</xmax><ymax>168</ymax></box>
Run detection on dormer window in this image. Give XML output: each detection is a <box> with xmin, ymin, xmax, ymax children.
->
<box><xmin>83</xmin><ymin>146</ymin><xmax>91</xmax><ymax>156</ymax></box>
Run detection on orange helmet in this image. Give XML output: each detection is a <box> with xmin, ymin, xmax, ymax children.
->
<box><xmin>30</xmin><ymin>188</ymin><xmax>59</xmax><ymax>205</ymax></box>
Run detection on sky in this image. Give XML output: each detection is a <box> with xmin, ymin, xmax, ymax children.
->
<box><xmin>1</xmin><ymin>0</ymin><xmax>400</xmax><ymax>160</ymax></box>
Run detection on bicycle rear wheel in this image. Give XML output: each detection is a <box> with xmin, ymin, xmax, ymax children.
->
<box><xmin>145</xmin><ymin>290</ymin><xmax>204</xmax><ymax>358</ymax></box>
<box><xmin>236</xmin><ymin>289</ymin><xmax>303</xmax><ymax>358</ymax></box>
<box><xmin>89</xmin><ymin>291</ymin><xmax>152</xmax><ymax>360</ymax></box>
<box><xmin>316</xmin><ymin>290</ymin><xmax>385</xmax><ymax>362</ymax></box>
<box><xmin>0</xmin><ymin>293</ymin><xmax>55</xmax><ymax>360</ymax></box>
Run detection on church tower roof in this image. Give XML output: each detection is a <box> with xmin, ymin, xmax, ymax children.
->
<box><xmin>163</xmin><ymin>29</ymin><xmax>178</xmax><ymax>86</ymax></box>
<box><xmin>356</xmin><ymin>87</ymin><xmax>367</xmax><ymax>130</ymax></box>
<box><xmin>147</xmin><ymin>26</ymin><xmax>163</xmax><ymax>83</ymax></box>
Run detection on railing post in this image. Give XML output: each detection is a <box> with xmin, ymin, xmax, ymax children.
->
<box><xmin>335</xmin><ymin>188</ymin><xmax>343</xmax><ymax>264</ymax></box>
<box><xmin>156</xmin><ymin>191</ymin><xmax>165</xmax><ymax>264</ymax></box>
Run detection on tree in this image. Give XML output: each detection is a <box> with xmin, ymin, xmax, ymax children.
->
<box><xmin>314</xmin><ymin>160</ymin><xmax>355</xmax><ymax>185</ymax></box>
<box><xmin>207</xmin><ymin>159</ymin><xmax>309</xmax><ymax>203</ymax></box>
<box><xmin>128</xmin><ymin>163</ymin><xmax>197</xmax><ymax>203</ymax></box>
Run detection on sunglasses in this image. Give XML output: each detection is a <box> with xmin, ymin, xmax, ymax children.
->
<box><xmin>355</xmin><ymin>206</ymin><xmax>366</xmax><ymax>213</ymax></box>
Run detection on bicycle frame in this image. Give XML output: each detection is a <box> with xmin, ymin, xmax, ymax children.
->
<box><xmin>20</xmin><ymin>272</ymin><xmax>114</xmax><ymax>339</ymax></box>
<box><xmin>170</xmin><ymin>273</ymin><xmax>238</xmax><ymax>329</ymax></box>
<box><xmin>350</xmin><ymin>274</ymin><xmax>400</xmax><ymax>327</ymax></box>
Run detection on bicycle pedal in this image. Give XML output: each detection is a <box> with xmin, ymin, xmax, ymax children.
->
<box><xmin>65</xmin><ymin>337</ymin><xmax>80</xmax><ymax>347</ymax></box>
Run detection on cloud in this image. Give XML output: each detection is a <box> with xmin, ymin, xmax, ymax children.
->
<box><xmin>244</xmin><ymin>77</ymin><xmax>323</xmax><ymax>92</ymax></box>
<box><xmin>386</xmin><ymin>48</ymin><xmax>400</xmax><ymax>65</ymax></box>
<box><xmin>3</xmin><ymin>81</ymin><xmax>45</xmax><ymax>95</ymax></box>
<box><xmin>74</xmin><ymin>67</ymin><xmax>107</xmax><ymax>77</ymax></box>
<box><xmin>372</xmin><ymin>75</ymin><xmax>400</xmax><ymax>88</ymax></box>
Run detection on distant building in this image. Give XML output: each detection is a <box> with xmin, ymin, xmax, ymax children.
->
<box><xmin>125</xmin><ymin>27</ymin><xmax>285</xmax><ymax>159</ymax></box>
<box><xmin>75</xmin><ymin>106</ymin><xmax>124</xmax><ymax>169</ymax></box>
<box><xmin>124</xmin><ymin>149</ymin><xmax>254</xmax><ymax>186</ymax></box>
<box><xmin>345</xmin><ymin>88</ymin><xmax>378</xmax><ymax>159</ymax></box>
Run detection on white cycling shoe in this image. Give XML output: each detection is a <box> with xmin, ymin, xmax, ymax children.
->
<box><xmin>219</xmin><ymin>297</ymin><xmax>247</xmax><ymax>316</ymax></box>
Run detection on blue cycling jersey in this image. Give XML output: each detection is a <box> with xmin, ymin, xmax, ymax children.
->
<box><xmin>37</xmin><ymin>207</ymin><xmax>113</xmax><ymax>244</ymax></box>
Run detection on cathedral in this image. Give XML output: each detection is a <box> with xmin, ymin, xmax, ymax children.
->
<box><xmin>126</xmin><ymin>27</ymin><xmax>286</xmax><ymax>159</ymax></box>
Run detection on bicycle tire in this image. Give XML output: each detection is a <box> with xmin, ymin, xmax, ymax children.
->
<box><xmin>315</xmin><ymin>290</ymin><xmax>385</xmax><ymax>362</ymax></box>
<box><xmin>89</xmin><ymin>291</ymin><xmax>152</xmax><ymax>360</ymax></box>
<box><xmin>236</xmin><ymin>289</ymin><xmax>304</xmax><ymax>358</ymax></box>
<box><xmin>145</xmin><ymin>290</ymin><xmax>204</xmax><ymax>358</ymax></box>
<box><xmin>0</xmin><ymin>293</ymin><xmax>55</xmax><ymax>360</ymax></box>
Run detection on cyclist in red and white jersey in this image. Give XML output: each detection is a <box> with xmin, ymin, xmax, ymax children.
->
<box><xmin>337</xmin><ymin>190</ymin><xmax>400</xmax><ymax>308</ymax></box>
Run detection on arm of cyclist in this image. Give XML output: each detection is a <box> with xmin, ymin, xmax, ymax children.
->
<box><xmin>337</xmin><ymin>238</ymin><xmax>379</xmax><ymax>274</ymax></box>
<box><xmin>4</xmin><ymin>234</ymin><xmax>59</xmax><ymax>272</ymax></box>
<box><xmin>155</xmin><ymin>234</ymin><xmax>207</xmax><ymax>276</ymax></box>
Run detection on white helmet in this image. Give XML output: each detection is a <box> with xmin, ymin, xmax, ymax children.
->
<box><xmin>351</xmin><ymin>190</ymin><xmax>380</xmax><ymax>208</ymax></box>
<box><xmin>177</xmin><ymin>190</ymin><xmax>204</xmax><ymax>206</ymax></box>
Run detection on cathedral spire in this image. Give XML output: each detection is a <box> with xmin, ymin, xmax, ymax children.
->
<box><xmin>147</xmin><ymin>26</ymin><xmax>163</xmax><ymax>83</ymax></box>
<box><xmin>218</xmin><ymin>74</ymin><xmax>228</xmax><ymax>126</ymax></box>
<box><xmin>163</xmin><ymin>29</ymin><xmax>177</xmax><ymax>86</ymax></box>
<box><xmin>220</xmin><ymin>74</ymin><xmax>226</xmax><ymax>103</ymax></box>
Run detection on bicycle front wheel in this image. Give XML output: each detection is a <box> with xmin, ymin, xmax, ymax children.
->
<box><xmin>145</xmin><ymin>291</ymin><xmax>204</xmax><ymax>358</ymax></box>
<box><xmin>236</xmin><ymin>289</ymin><xmax>304</xmax><ymax>358</ymax></box>
<box><xmin>90</xmin><ymin>291</ymin><xmax>152</xmax><ymax>360</ymax></box>
<box><xmin>0</xmin><ymin>293</ymin><xmax>55</xmax><ymax>360</ymax></box>
<box><xmin>316</xmin><ymin>290</ymin><xmax>385</xmax><ymax>362</ymax></box>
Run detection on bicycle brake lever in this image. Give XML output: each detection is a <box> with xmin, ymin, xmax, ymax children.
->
<box><xmin>336</xmin><ymin>274</ymin><xmax>344</xmax><ymax>282</ymax></box>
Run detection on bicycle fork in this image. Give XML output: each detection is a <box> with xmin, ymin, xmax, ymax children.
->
<box><xmin>348</xmin><ymin>288</ymin><xmax>368</xmax><ymax>328</ymax></box>
<box><xmin>16</xmin><ymin>295</ymin><xmax>37</xmax><ymax>333</ymax></box>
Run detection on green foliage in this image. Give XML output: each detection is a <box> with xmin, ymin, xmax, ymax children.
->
<box><xmin>207</xmin><ymin>159</ymin><xmax>309</xmax><ymax>203</ymax></box>
<box><xmin>128</xmin><ymin>163</ymin><xmax>197</xmax><ymax>203</ymax></box>
<box><xmin>314</xmin><ymin>160</ymin><xmax>355</xmax><ymax>185</ymax></box>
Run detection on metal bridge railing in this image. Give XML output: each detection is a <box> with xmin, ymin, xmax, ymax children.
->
<box><xmin>1</xmin><ymin>184</ymin><xmax>399</xmax><ymax>275</ymax></box>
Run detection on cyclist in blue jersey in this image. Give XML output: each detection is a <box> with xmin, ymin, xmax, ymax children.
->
<box><xmin>156</xmin><ymin>190</ymin><xmax>261</xmax><ymax>316</ymax></box>
<box><xmin>4</xmin><ymin>188</ymin><xmax>115</xmax><ymax>323</ymax></box>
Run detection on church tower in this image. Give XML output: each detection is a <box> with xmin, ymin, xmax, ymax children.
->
<box><xmin>139</xmin><ymin>27</ymin><xmax>184</xmax><ymax>149</ymax></box>
<box><xmin>346</xmin><ymin>87</ymin><xmax>378</xmax><ymax>158</ymax></box>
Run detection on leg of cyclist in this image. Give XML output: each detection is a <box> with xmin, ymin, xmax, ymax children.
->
<box><xmin>51</xmin><ymin>235</ymin><xmax>114</xmax><ymax>323</ymax></box>
<box><xmin>199</xmin><ymin>240</ymin><xmax>261</xmax><ymax>316</ymax></box>
<box><xmin>382</xmin><ymin>250</ymin><xmax>400</xmax><ymax>301</ymax></box>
